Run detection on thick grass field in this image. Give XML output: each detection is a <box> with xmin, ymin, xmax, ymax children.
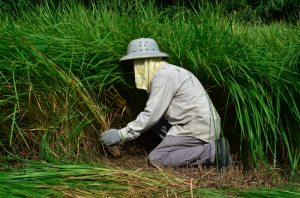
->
<box><xmin>0</xmin><ymin>0</ymin><xmax>300</xmax><ymax>196</ymax></box>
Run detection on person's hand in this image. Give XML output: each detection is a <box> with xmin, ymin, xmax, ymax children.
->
<box><xmin>100</xmin><ymin>129</ymin><xmax>124</xmax><ymax>146</ymax></box>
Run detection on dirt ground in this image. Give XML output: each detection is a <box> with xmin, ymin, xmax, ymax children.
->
<box><xmin>102</xmin><ymin>138</ymin><xmax>291</xmax><ymax>192</ymax></box>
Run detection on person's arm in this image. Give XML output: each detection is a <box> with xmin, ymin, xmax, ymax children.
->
<box><xmin>120</xmin><ymin>75</ymin><xmax>176</xmax><ymax>141</ymax></box>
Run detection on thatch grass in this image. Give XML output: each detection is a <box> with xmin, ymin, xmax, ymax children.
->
<box><xmin>0</xmin><ymin>159</ymin><xmax>226</xmax><ymax>197</ymax></box>
<box><xmin>0</xmin><ymin>0</ymin><xmax>299</xmax><ymax>187</ymax></box>
<box><xmin>1</xmin><ymin>157</ymin><xmax>300</xmax><ymax>197</ymax></box>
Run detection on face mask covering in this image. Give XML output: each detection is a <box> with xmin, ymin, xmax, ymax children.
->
<box><xmin>134</xmin><ymin>57</ymin><xmax>166</xmax><ymax>93</ymax></box>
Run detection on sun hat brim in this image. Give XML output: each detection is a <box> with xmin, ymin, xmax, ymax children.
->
<box><xmin>119</xmin><ymin>51</ymin><xmax>169</xmax><ymax>61</ymax></box>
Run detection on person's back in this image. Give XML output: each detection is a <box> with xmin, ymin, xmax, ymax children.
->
<box><xmin>154</xmin><ymin>63</ymin><xmax>220</xmax><ymax>142</ymax></box>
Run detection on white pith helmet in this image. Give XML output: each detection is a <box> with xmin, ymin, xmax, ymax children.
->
<box><xmin>119</xmin><ymin>38</ymin><xmax>169</xmax><ymax>61</ymax></box>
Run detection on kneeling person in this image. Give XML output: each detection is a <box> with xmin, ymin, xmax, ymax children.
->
<box><xmin>100</xmin><ymin>38</ymin><xmax>232</xmax><ymax>170</ymax></box>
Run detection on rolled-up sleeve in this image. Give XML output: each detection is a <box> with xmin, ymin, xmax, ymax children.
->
<box><xmin>120</xmin><ymin>75</ymin><xmax>175</xmax><ymax>140</ymax></box>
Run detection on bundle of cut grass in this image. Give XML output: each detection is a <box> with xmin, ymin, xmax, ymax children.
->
<box><xmin>0</xmin><ymin>158</ymin><xmax>230</xmax><ymax>197</ymax></box>
<box><xmin>0</xmin><ymin>0</ymin><xmax>299</xmax><ymax>178</ymax></box>
<box><xmin>0</xmin><ymin>158</ymin><xmax>299</xmax><ymax>197</ymax></box>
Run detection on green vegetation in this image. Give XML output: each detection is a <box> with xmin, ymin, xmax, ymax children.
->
<box><xmin>0</xmin><ymin>0</ymin><xmax>300</xmax><ymax>196</ymax></box>
<box><xmin>0</xmin><ymin>160</ymin><xmax>229</xmax><ymax>197</ymax></box>
<box><xmin>0</xmin><ymin>159</ymin><xmax>299</xmax><ymax>197</ymax></box>
<box><xmin>2</xmin><ymin>0</ymin><xmax>300</xmax><ymax>23</ymax></box>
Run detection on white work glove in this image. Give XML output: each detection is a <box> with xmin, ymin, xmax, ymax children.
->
<box><xmin>100</xmin><ymin>129</ymin><xmax>124</xmax><ymax>146</ymax></box>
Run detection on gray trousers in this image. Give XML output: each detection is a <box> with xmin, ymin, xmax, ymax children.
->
<box><xmin>148</xmin><ymin>118</ymin><xmax>216</xmax><ymax>167</ymax></box>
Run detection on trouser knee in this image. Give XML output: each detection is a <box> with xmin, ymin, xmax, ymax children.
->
<box><xmin>148</xmin><ymin>151</ymin><xmax>163</xmax><ymax>168</ymax></box>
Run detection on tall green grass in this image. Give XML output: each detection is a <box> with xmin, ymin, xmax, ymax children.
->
<box><xmin>0</xmin><ymin>0</ymin><xmax>299</xmax><ymax>178</ymax></box>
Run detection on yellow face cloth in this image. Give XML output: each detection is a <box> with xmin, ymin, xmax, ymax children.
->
<box><xmin>134</xmin><ymin>57</ymin><xmax>166</xmax><ymax>93</ymax></box>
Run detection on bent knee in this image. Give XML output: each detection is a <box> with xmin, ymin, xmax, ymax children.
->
<box><xmin>148</xmin><ymin>151</ymin><xmax>164</xmax><ymax>167</ymax></box>
<box><xmin>148</xmin><ymin>151</ymin><xmax>157</xmax><ymax>162</ymax></box>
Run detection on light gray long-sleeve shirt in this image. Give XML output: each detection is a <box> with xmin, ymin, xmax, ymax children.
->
<box><xmin>120</xmin><ymin>63</ymin><xmax>221</xmax><ymax>142</ymax></box>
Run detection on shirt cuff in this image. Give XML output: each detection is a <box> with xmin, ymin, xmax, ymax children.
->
<box><xmin>119</xmin><ymin>127</ymin><xmax>130</xmax><ymax>141</ymax></box>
